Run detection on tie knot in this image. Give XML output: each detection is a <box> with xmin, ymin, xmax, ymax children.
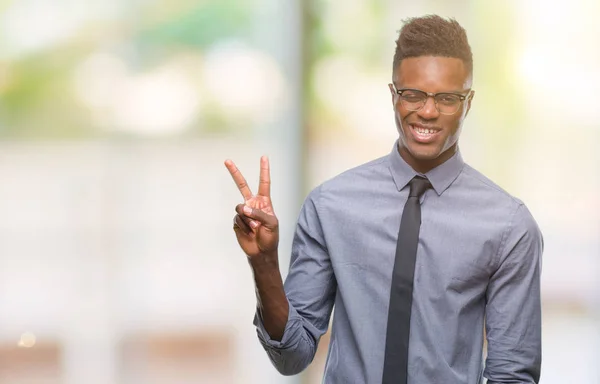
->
<box><xmin>409</xmin><ymin>176</ymin><xmax>431</xmax><ymax>198</ymax></box>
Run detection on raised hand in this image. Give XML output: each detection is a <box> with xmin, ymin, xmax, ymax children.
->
<box><xmin>225</xmin><ymin>156</ymin><xmax>288</xmax><ymax>341</ymax></box>
<box><xmin>224</xmin><ymin>156</ymin><xmax>279</xmax><ymax>261</ymax></box>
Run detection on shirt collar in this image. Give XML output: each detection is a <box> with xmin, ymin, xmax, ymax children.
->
<box><xmin>387</xmin><ymin>140</ymin><xmax>464</xmax><ymax>196</ymax></box>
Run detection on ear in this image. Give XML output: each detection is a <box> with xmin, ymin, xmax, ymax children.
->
<box><xmin>465</xmin><ymin>90</ymin><xmax>475</xmax><ymax>116</ymax></box>
<box><xmin>388</xmin><ymin>83</ymin><xmax>396</xmax><ymax>107</ymax></box>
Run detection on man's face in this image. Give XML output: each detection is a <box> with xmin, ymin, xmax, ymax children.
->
<box><xmin>389</xmin><ymin>56</ymin><xmax>473</xmax><ymax>165</ymax></box>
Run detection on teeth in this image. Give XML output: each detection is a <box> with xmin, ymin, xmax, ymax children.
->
<box><xmin>414</xmin><ymin>126</ymin><xmax>436</xmax><ymax>135</ymax></box>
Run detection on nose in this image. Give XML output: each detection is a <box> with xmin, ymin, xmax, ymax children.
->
<box><xmin>418</xmin><ymin>96</ymin><xmax>439</xmax><ymax>119</ymax></box>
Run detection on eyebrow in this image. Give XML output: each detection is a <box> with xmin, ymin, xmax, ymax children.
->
<box><xmin>445</xmin><ymin>89</ymin><xmax>470</xmax><ymax>94</ymax></box>
<box><xmin>392</xmin><ymin>83</ymin><xmax>468</xmax><ymax>93</ymax></box>
<box><xmin>399</xmin><ymin>87</ymin><xmax>469</xmax><ymax>94</ymax></box>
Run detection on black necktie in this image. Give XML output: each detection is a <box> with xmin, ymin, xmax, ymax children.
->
<box><xmin>382</xmin><ymin>176</ymin><xmax>432</xmax><ymax>384</ymax></box>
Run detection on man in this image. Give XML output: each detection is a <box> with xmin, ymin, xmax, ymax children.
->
<box><xmin>225</xmin><ymin>15</ymin><xmax>542</xmax><ymax>384</ymax></box>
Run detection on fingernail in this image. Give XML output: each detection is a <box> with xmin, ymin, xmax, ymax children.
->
<box><xmin>250</xmin><ymin>221</ymin><xmax>257</xmax><ymax>228</ymax></box>
<box><xmin>243</xmin><ymin>206</ymin><xmax>252</xmax><ymax>215</ymax></box>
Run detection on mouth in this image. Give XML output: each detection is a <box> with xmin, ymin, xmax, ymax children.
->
<box><xmin>409</xmin><ymin>123</ymin><xmax>441</xmax><ymax>144</ymax></box>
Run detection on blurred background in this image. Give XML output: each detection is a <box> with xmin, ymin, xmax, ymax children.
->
<box><xmin>0</xmin><ymin>0</ymin><xmax>598</xmax><ymax>383</ymax></box>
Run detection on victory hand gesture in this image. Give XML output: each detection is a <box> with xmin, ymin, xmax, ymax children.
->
<box><xmin>225</xmin><ymin>156</ymin><xmax>279</xmax><ymax>260</ymax></box>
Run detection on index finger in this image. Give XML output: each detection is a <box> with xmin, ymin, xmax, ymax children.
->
<box><xmin>224</xmin><ymin>159</ymin><xmax>253</xmax><ymax>200</ymax></box>
<box><xmin>258</xmin><ymin>155</ymin><xmax>270</xmax><ymax>197</ymax></box>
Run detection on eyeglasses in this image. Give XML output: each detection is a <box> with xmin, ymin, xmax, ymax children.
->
<box><xmin>390</xmin><ymin>84</ymin><xmax>472</xmax><ymax>115</ymax></box>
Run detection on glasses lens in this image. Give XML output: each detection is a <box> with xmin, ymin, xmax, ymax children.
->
<box><xmin>400</xmin><ymin>90</ymin><xmax>426</xmax><ymax>111</ymax></box>
<box><xmin>435</xmin><ymin>94</ymin><xmax>462</xmax><ymax>114</ymax></box>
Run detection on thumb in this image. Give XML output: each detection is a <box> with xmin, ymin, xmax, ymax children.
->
<box><xmin>237</xmin><ymin>204</ymin><xmax>278</xmax><ymax>231</ymax></box>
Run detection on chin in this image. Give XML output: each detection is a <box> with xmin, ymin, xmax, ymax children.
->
<box><xmin>406</xmin><ymin>144</ymin><xmax>444</xmax><ymax>161</ymax></box>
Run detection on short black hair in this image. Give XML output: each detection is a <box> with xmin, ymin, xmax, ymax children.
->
<box><xmin>393</xmin><ymin>15</ymin><xmax>473</xmax><ymax>75</ymax></box>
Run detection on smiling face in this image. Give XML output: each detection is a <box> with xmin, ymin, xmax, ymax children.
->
<box><xmin>390</xmin><ymin>55</ymin><xmax>474</xmax><ymax>173</ymax></box>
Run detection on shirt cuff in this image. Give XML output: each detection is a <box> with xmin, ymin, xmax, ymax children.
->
<box><xmin>253</xmin><ymin>302</ymin><xmax>302</xmax><ymax>350</ymax></box>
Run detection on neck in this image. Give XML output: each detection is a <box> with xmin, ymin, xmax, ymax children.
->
<box><xmin>398</xmin><ymin>143</ymin><xmax>458</xmax><ymax>174</ymax></box>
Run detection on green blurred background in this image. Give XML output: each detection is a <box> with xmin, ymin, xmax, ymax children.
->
<box><xmin>0</xmin><ymin>0</ymin><xmax>598</xmax><ymax>383</ymax></box>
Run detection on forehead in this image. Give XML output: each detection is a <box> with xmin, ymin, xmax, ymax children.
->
<box><xmin>393</xmin><ymin>56</ymin><xmax>471</xmax><ymax>92</ymax></box>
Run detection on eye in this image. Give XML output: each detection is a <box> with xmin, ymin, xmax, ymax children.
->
<box><xmin>401</xmin><ymin>91</ymin><xmax>425</xmax><ymax>102</ymax></box>
<box><xmin>437</xmin><ymin>94</ymin><xmax>461</xmax><ymax>105</ymax></box>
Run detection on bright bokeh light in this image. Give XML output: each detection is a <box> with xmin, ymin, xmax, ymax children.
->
<box><xmin>203</xmin><ymin>41</ymin><xmax>289</xmax><ymax>125</ymax></box>
<box><xmin>73</xmin><ymin>54</ymin><xmax>202</xmax><ymax>135</ymax></box>
<box><xmin>18</xmin><ymin>332</ymin><xmax>36</xmax><ymax>348</ymax></box>
<box><xmin>111</xmin><ymin>63</ymin><xmax>200</xmax><ymax>135</ymax></box>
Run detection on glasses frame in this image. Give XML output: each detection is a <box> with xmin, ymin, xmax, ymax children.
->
<box><xmin>390</xmin><ymin>84</ymin><xmax>472</xmax><ymax>115</ymax></box>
